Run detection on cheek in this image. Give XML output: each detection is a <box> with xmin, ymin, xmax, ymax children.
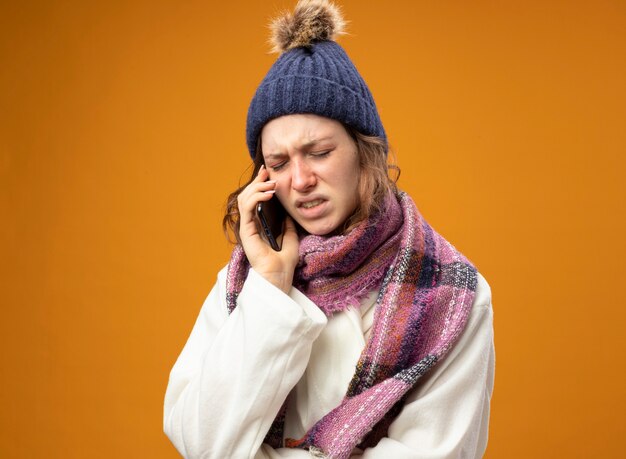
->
<box><xmin>275</xmin><ymin>179</ymin><xmax>291</xmax><ymax>206</ymax></box>
<box><xmin>346</xmin><ymin>180</ymin><xmax>360</xmax><ymax>213</ymax></box>
<box><xmin>348</xmin><ymin>176</ymin><xmax>362</xmax><ymax>213</ymax></box>
<box><xmin>343</xmin><ymin>160</ymin><xmax>361</xmax><ymax>198</ymax></box>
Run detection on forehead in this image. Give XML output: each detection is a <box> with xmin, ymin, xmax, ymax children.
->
<box><xmin>260</xmin><ymin>114</ymin><xmax>346</xmax><ymax>153</ymax></box>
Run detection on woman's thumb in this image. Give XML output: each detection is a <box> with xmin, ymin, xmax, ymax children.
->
<box><xmin>282</xmin><ymin>216</ymin><xmax>299</xmax><ymax>250</ymax></box>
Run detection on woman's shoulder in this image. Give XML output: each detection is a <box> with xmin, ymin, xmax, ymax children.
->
<box><xmin>473</xmin><ymin>271</ymin><xmax>493</xmax><ymax>311</ymax></box>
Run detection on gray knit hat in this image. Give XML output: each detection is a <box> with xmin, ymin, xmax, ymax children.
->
<box><xmin>245</xmin><ymin>0</ymin><xmax>386</xmax><ymax>158</ymax></box>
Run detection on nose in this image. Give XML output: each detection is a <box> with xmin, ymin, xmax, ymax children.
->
<box><xmin>291</xmin><ymin>158</ymin><xmax>316</xmax><ymax>192</ymax></box>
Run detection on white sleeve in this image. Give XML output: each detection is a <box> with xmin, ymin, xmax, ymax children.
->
<box><xmin>163</xmin><ymin>267</ymin><xmax>328</xmax><ymax>459</ymax></box>
<box><xmin>354</xmin><ymin>273</ymin><xmax>495</xmax><ymax>459</ymax></box>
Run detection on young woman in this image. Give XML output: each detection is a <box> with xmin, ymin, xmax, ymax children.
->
<box><xmin>164</xmin><ymin>1</ymin><xmax>494</xmax><ymax>458</ymax></box>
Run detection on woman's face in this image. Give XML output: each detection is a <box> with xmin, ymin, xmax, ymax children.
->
<box><xmin>261</xmin><ymin>114</ymin><xmax>360</xmax><ymax>236</ymax></box>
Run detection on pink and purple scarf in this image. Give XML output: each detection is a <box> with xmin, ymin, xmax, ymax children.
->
<box><xmin>226</xmin><ymin>191</ymin><xmax>477</xmax><ymax>458</ymax></box>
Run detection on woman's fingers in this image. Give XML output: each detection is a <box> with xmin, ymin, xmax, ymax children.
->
<box><xmin>238</xmin><ymin>187</ymin><xmax>274</xmax><ymax>226</ymax></box>
<box><xmin>237</xmin><ymin>167</ymin><xmax>277</xmax><ymax>232</ymax></box>
<box><xmin>238</xmin><ymin>165</ymin><xmax>282</xmax><ymax>253</ymax></box>
<box><xmin>236</xmin><ymin>165</ymin><xmax>300</xmax><ymax>292</ymax></box>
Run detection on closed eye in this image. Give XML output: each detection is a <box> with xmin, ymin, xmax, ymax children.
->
<box><xmin>310</xmin><ymin>150</ymin><xmax>331</xmax><ymax>158</ymax></box>
<box><xmin>268</xmin><ymin>161</ymin><xmax>287</xmax><ymax>172</ymax></box>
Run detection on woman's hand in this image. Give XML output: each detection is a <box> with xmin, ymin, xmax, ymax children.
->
<box><xmin>237</xmin><ymin>165</ymin><xmax>299</xmax><ymax>293</ymax></box>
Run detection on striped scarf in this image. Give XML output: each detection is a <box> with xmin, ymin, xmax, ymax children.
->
<box><xmin>225</xmin><ymin>191</ymin><xmax>477</xmax><ymax>458</ymax></box>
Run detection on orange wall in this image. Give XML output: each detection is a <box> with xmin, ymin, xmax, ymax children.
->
<box><xmin>1</xmin><ymin>1</ymin><xmax>624</xmax><ymax>457</ymax></box>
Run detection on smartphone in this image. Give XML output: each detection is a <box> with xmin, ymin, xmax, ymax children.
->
<box><xmin>256</xmin><ymin>197</ymin><xmax>287</xmax><ymax>251</ymax></box>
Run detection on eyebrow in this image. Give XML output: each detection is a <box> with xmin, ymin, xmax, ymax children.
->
<box><xmin>300</xmin><ymin>137</ymin><xmax>333</xmax><ymax>149</ymax></box>
<box><xmin>264</xmin><ymin>137</ymin><xmax>334</xmax><ymax>159</ymax></box>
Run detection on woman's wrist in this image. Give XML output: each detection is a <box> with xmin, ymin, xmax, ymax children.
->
<box><xmin>257</xmin><ymin>270</ymin><xmax>293</xmax><ymax>294</ymax></box>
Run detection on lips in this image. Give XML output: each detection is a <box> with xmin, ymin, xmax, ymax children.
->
<box><xmin>300</xmin><ymin>199</ymin><xmax>324</xmax><ymax>209</ymax></box>
<box><xmin>295</xmin><ymin>197</ymin><xmax>328</xmax><ymax>219</ymax></box>
<box><xmin>296</xmin><ymin>196</ymin><xmax>326</xmax><ymax>208</ymax></box>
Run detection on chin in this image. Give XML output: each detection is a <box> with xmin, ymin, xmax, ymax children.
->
<box><xmin>299</xmin><ymin>220</ymin><xmax>339</xmax><ymax>237</ymax></box>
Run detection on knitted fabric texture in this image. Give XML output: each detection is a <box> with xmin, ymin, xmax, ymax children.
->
<box><xmin>245</xmin><ymin>39</ymin><xmax>386</xmax><ymax>158</ymax></box>
<box><xmin>225</xmin><ymin>192</ymin><xmax>478</xmax><ymax>458</ymax></box>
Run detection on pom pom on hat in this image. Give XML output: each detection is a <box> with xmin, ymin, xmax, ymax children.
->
<box><xmin>270</xmin><ymin>0</ymin><xmax>346</xmax><ymax>54</ymax></box>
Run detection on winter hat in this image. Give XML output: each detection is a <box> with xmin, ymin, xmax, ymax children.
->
<box><xmin>245</xmin><ymin>0</ymin><xmax>386</xmax><ymax>158</ymax></box>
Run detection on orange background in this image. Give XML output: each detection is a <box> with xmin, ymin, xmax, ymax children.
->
<box><xmin>1</xmin><ymin>1</ymin><xmax>624</xmax><ymax>457</ymax></box>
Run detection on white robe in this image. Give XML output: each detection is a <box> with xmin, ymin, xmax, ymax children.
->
<box><xmin>164</xmin><ymin>267</ymin><xmax>495</xmax><ymax>458</ymax></box>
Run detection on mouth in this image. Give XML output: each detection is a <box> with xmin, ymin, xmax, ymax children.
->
<box><xmin>295</xmin><ymin>198</ymin><xmax>328</xmax><ymax>219</ymax></box>
<box><xmin>299</xmin><ymin>198</ymin><xmax>325</xmax><ymax>209</ymax></box>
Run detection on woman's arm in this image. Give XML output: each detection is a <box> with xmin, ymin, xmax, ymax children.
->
<box><xmin>163</xmin><ymin>267</ymin><xmax>327</xmax><ymax>459</ymax></box>
<box><xmin>354</xmin><ymin>273</ymin><xmax>495</xmax><ymax>459</ymax></box>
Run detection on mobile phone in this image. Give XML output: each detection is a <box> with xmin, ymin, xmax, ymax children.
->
<box><xmin>256</xmin><ymin>197</ymin><xmax>287</xmax><ymax>251</ymax></box>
